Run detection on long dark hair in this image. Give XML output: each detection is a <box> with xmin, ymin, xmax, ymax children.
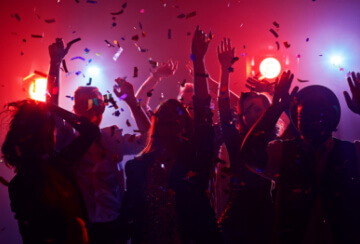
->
<box><xmin>141</xmin><ymin>99</ymin><xmax>194</xmax><ymax>155</ymax></box>
<box><xmin>2</xmin><ymin>100</ymin><xmax>55</xmax><ymax>171</ymax></box>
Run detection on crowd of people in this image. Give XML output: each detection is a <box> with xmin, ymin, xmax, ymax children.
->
<box><xmin>2</xmin><ymin>26</ymin><xmax>360</xmax><ymax>244</ymax></box>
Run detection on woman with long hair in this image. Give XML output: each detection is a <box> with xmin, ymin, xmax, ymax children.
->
<box><xmin>2</xmin><ymin>100</ymin><xmax>99</xmax><ymax>243</ymax></box>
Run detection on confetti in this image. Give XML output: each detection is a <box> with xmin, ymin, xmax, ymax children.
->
<box><xmin>139</xmin><ymin>22</ymin><xmax>143</xmax><ymax>30</ymax></box>
<box><xmin>273</xmin><ymin>21</ymin><xmax>280</xmax><ymax>28</ymax></box>
<box><xmin>269</xmin><ymin>29</ymin><xmax>278</xmax><ymax>38</ymax></box>
<box><xmin>95</xmin><ymin>53</ymin><xmax>101</xmax><ymax>56</ymax></box>
<box><xmin>87</xmin><ymin>0</ymin><xmax>97</xmax><ymax>3</ymax></box>
<box><xmin>140</xmin><ymin>9</ymin><xmax>145</xmax><ymax>13</ymax></box>
<box><xmin>283</xmin><ymin>41</ymin><xmax>291</xmax><ymax>48</ymax></box>
<box><xmin>105</xmin><ymin>40</ymin><xmax>114</xmax><ymax>47</ymax></box>
<box><xmin>122</xmin><ymin>2</ymin><xmax>127</xmax><ymax>8</ymax></box>
<box><xmin>31</xmin><ymin>34</ymin><xmax>43</xmax><ymax>38</ymax></box>
<box><xmin>112</xmin><ymin>22</ymin><xmax>117</xmax><ymax>27</ymax></box>
<box><xmin>185</xmin><ymin>11</ymin><xmax>196</xmax><ymax>19</ymax></box>
<box><xmin>67</xmin><ymin>37</ymin><xmax>81</xmax><ymax>47</ymax></box>
<box><xmin>231</xmin><ymin>57</ymin><xmax>239</xmax><ymax>64</ymax></box>
<box><xmin>306</xmin><ymin>38</ymin><xmax>309</xmax><ymax>42</ymax></box>
<box><xmin>149</xmin><ymin>58</ymin><xmax>158</xmax><ymax>68</ymax></box>
<box><xmin>113</xmin><ymin>47</ymin><xmax>123</xmax><ymax>61</ymax></box>
<box><xmin>84</xmin><ymin>48</ymin><xmax>90</xmax><ymax>54</ymax></box>
<box><xmin>14</xmin><ymin>13</ymin><xmax>20</xmax><ymax>21</ymax></box>
<box><xmin>75</xmin><ymin>71</ymin><xmax>82</xmax><ymax>75</ymax></box>
<box><xmin>131</xmin><ymin>35</ymin><xmax>139</xmax><ymax>41</ymax></box>
<box><xmin>146</xmin><ymin>89</ymin><xmax>154</xmax><ymax>97</ymax></box>
<box><xmin>297</xmin><ymin>78</ymin><xmax>309</xmax><ymax>82</ymax></box>
<box><xmin>133</xmin><ymin>67</ymin><xmax>138</xmax><ymax>77</ymax></box>
<box><xmin>75</xmin><ymin>0</ymin><xmax>79</xmax><ymax>3</ymax></box>
<box><xmin>34</xmin><ymin>70</ymin><xmax>48</xmax><ymax>77</ymax></box>
<box><xmin>126</xmin><ymin>119</ymin><xmax>131</xmax><ymax>127</ymax></box>
<box><xmin>179</xmin><ymin>79</ymin><xmax>186</xmax><ymax>87</ymax></box>
<box><xmin>276</xmin><ymin>41</ymin><xmax>280</xmax><ymax>50</ymax></box>
<box><xmin>62</xmin><ymin>60</ymin><xmax>68</xmax><ymax>73</ymax></box>
<box><xmin>228</xmin><ymin>67</ymin><xmax>234</xmax><ymax>72</ymax></box>
<box><xmin>66</xmin><ymin>95</ymin><xmax>74</xmax><ymax>100</ymax></box>
<box><xmin>71</xmin><ymin>56</ymin><xmax>85</xmax><ymax>61</ymax></box>
<box><xmin>190</xmin><ymin>54</ymin><xmax>195</xmax><ymax>61</ymax></box>
<box><xmin>111</xmin><ymin>9</ymin><xmax>124</xmax><ymax>15</ymax></box>
<box><xmin>177</xmin><ymin>13</ymin><xmax>185</xmax><ymax>19</ymax></box>
<box><xmin>86</xmin><ymin>78</ymin><xmax>92</xmax><ymax>86</ymax></box>
<box><xmin>296</xmin><ymin>54</ymin><xmax>301</xmax><ymax>58</ymax></box>
<box><xmin>44</xmin><ymin>19</ymin><xmax>55</xmax><ymax>23</ymax></box>
<box><xmin>142</xmin><ymin>31</ymin><xmax>147</xmax><ymax>37</ymax></box>
<box><xmin>168</xmin><ymin>29</ymin><xmax>171</xmax><ymax>39</ymax></box>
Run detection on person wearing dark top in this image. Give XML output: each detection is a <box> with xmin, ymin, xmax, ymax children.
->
<box><xmin>2</xmin><ymin>100</ymin><xmax>99</xmax><ymax>244</ymax></box>
<box><xmin>216</xmin><ymin>38</ymin><xmax>276</xmax><ymax>244</ymax></box>
<box><xmin>240</xmin><ymin>71</ymin><xmax>360</xmax><ymax>243</ymax></box>
<box><xmin>119</xmin><ymin>26</ymin><xmax>223</xmax><ymax>244</ymax></box>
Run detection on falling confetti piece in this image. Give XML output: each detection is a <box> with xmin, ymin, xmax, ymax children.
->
<box><xmin>105</xmin><ymin>40</ymin><xmax>114</xmax><ymax>47</ymax></box>
<box><xmin>126</xmin><ymin>119</ymin><xmax>131</xmax><ymax>127</ymax></box>
<box><xmin>179</xmin><ymin>79</ymin><xmax>186</xmax><ymax>87</ymax></box>
<box><xmin>111</xmin><ymin>9</ymin><xmax>124</xmax><ymax>15</ymax></box>
<box><xmin>34</xmin><ymin>70</ymin><xmax>47</xmax><ymax>77</ymax></box>
<box><xmin>306</xmin><ymin>38</ymin><xmax>309</xmax><ymax>42</ymax></box>
<box><xmin>87</xmin><ymin>0</ymin><xmax>97</xmax><ymax>3</ymax></box>
<box><xmin>62</xmin><ymin>60</ymin><xmax>68</xmax><ymax>73</ymax></box>
<box><xmin>168</xmin><ymin>29</ymin><xmax>171</xmax><ymax>39</ymax></box>
<box><xmin>177</xmin><ymin>13</ymin><xmax>185</xmax><ymax>18</ymax></box>
<box><xmin>146</xmin><ymin>89</ymin><xmax>154</xmax><ymax>97</ymax></box>
<box><xmin>113</xmin><ymin>47</ymin><xmax>123</xmax><ymax>61</ymax></box>
<box><xmin>283</xmin><ymin>41</ymin><xmax>291</xmax><ymax>48</ymax></box>
<box><xmin>185</xmin><ymin>11</ymin><xmax>196</xmax><ymax>19</ymax></box>
<box><xmin>95</xmin><ymin>53</ymin><xmax>101</xmax><ymax>56</ymax></box>
<box><xmin>14</xmin><ymin>13</ymin><xmax>20</xmax><ymax>21</ymax></box>
<box><xmin>269</xmin><ymin>29</ymin><xmax>278</xmax><ymax>38</ymax></box>
<box><xmin>31</xmin><ymin>34</ymin><xmax>43</xmax><ymax>38</ymax></box>
<box><xmin>340</xmin><ymin>67</ymin><xmax>344</xmax><ymax>71</ymax></box>
<box><xmin>276</xmin><ymin>41</ymin><xmax>280</xmax><ymax>50</ymax></box>
<box><xmin>190</xmin><ymin>54</ymin><xmax>195</xmax><ymax>61</ymax></box>
<box><xmin>139</xmin><ymin>22</ymin><xmax>143</xmax><ymax>30</ymax></box>
<box><xmin>71</xmin><ymin>56</ymin><xmax>85</xmax><ymax>61</ymax></box>
<box><xmin>75</xmin><ymin>71</ymin><xmax>82</xmax><ymax>75</ymax></box>
<box><xmin>132</xmin><ymin>35</ymin><xmax>139</xmax><ymax>41</ymax></box>
<box><xmin>273</xmin><ymin>21</ymin><xmax>280</xmax><ymax>28</ymax></box>
<box><xmin>112</xmin><ymin>22</ymin><xmax>117</xmax><ymax>27</ymax></box>
<box><xmin>149</xmin><ymin>59</ymin><xmax>158</xmax><ymax>68</ymax></box>
<box><xmin>140</xmin><ymin>9</ymin><xmax>145</xmax><ymax>13</ymax></box>
<box><xmin>67</xmin><ymin>37</ymin><xmax>81</xmax><ymax>47</ymax></box>
<box><xmin>133</xmin><ymin>67</ymin><xmax>138</xmax><ymax>77</ymax></box>
<box><xmin>44</xmin><ymin>19</ymin><xmax>55</xmax><ymax>23</ymax></box>
<box><xmin>296</xmin><ymin>54</ymin><xmax>301</xmax><ymax>58</ymax></box>
<box><xmin>297</xmin><ymin>78</ymin><xmax>309</xmax><ymax>82</ymax></box>
<box><xmin>86</xmin><ymin>78</ymin><xmax>92</xmax><ymax>86</ymax></box>
<box><xmin>122</xmin><ymin>2</ymin><xmax>127</xmax><ymax>8</ymax></box>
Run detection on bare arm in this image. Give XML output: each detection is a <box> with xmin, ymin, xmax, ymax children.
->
<box><xmin>240</xmin><ymin>71</ymin><xmax>298</xmax><ymax>175</ymax></box>
<box><xmin>114</xmin><ymin>79</ymin><xmax>150</xmax><ymax>134</ymax></box>
<box><xmin>135</xmin><ymin>60</ymin><xmax>178</xmax><ymax>114</ymax></box>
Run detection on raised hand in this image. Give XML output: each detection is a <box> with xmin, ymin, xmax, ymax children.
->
<box><xmin>191</xmin><ymin>26</ymin><xmax>210</xmax><ymax>61</ymax></box>
<box><xmin>246</xmin><ymin>77</ymin><xmax>275</xmax><ymax>96</ymax></box>
<box><xmin>114</xmin><ymin>78</ymin><xmax>136</xmax><ymax>104</ymax></box>
<box><xmin>272</xmin><ymin>71</ymin><xmax>298</xmax><ymax>110</ymax></box>
<box><xmin>344</xmin><ymin>71</ymin><xmax>360</xmax><ymax>115</ymax></box>
<box><xmin>48</xmin><ymin>38</ymin><xmax>69</xmax><ymax>64</ymax></box>
<box><xmin>217</xmin><ymin>38</ymin><xmax>236</xmax><ymax>69</ymax></box>
<box><xmin>153</xmin><ymin>59</ymin><xmax>178</xmax><ymax>79</ymax></box>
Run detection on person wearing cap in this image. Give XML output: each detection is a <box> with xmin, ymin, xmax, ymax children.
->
<box><xmin>240</xmin><ymin>71</ymin><xmax>360</xmax><ymax>243</ymax></box>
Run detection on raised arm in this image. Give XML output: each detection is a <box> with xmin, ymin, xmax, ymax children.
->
<box><xmin>135</xmin><ymin>60</ymin><xmax>178</xmax><ymax>115</ymax></box>
<box><xmin>192</xmin><ymin>26</ymin><xmax>210</xmax><ymax>99</ymax></box>
<box><xmin>344</xmin><ymin>71</ymin><xmax>360</xmax><ymax>115</ymax></box>
<box><xmin>46</xmin><ymin>102</ymin><xmax>100</xmax><ymax>164</ymax></box>
<box><xmin>240</xmin><ymin>71</ymin><xmax>298</xmax><ymax>177</ymax></box>
<box><xmin>46</xmin><ymin>38</ymin><xmax>69</xmax><ymax>105</ymax></box>
<box><xmin>217</xmin><ymin>38</ymin><xmax>236</xmax><ymax>125</ymax></box>
<box><xmin>114</xmin><ymin>79</ymin><xmax>150</xmax><ymax>134</ymax></box>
